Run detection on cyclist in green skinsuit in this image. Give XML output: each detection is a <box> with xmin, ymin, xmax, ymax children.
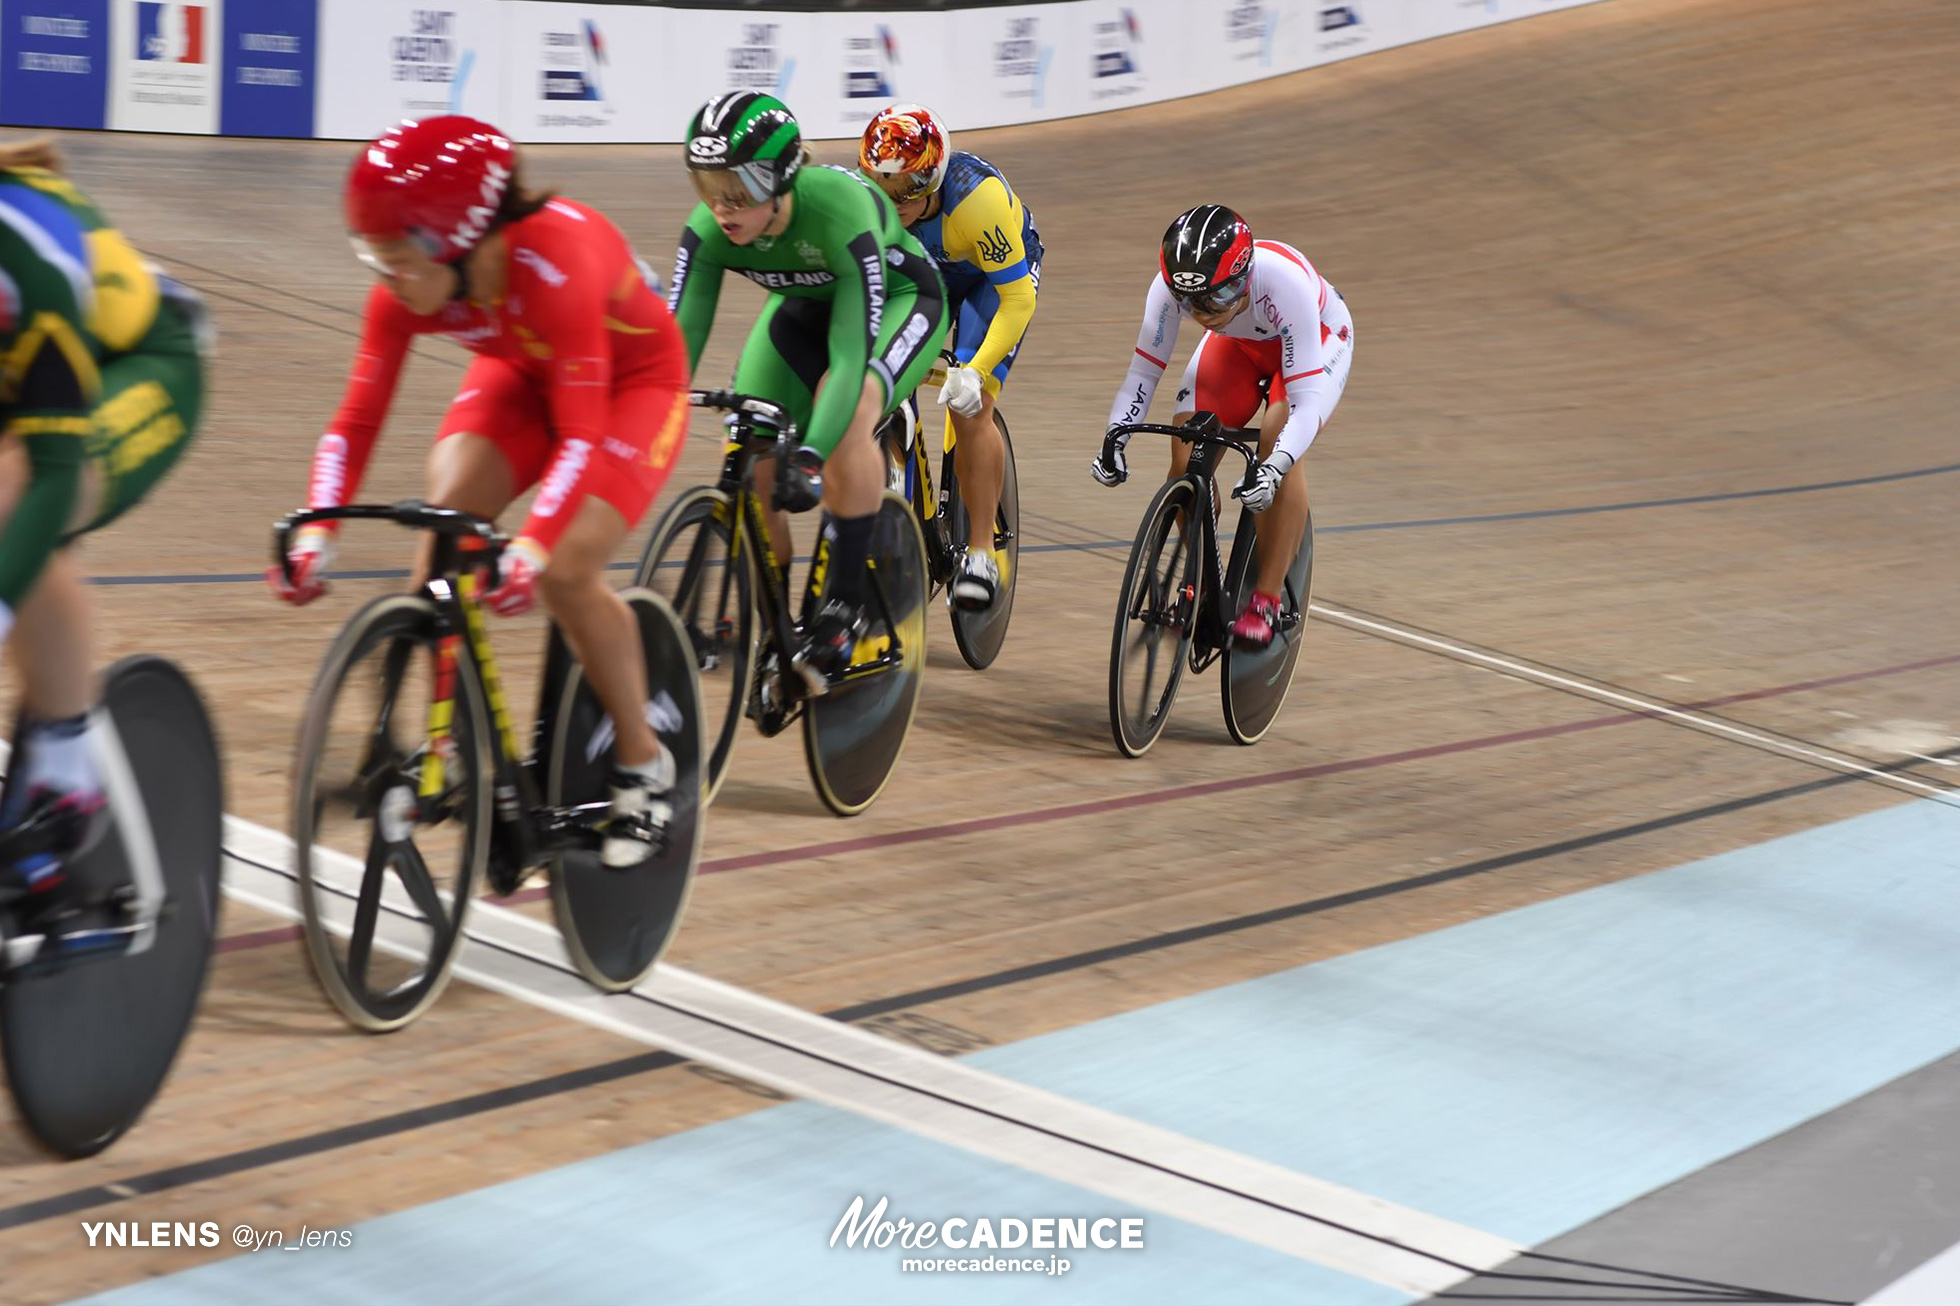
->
<box><xmin>670</xmin><ymin>92</ymin><xmax>946</xmax><ymax>693</ymax></box>
<box><xmin>0</xmin><ymin>140</ymin><xmax>208</xmax><ymax>912</ymax></box>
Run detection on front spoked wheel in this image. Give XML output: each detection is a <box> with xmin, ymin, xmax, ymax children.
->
<box><xmin>803</xmin><ymin>492</ymin><xmax>929</xmax><ymax>816</ymax></box>
<box><xmin>947</xmin><ymin>414</ymin><xmax>1020</xmax><ymax>671</ymax></box>
<box><xmin>635</xmin><ymin>486</ymin><xmax>753</xmax><ymax>805</ymax></box>
<box><xmin>548</xmin><ymin>590</ymin><xmax>706</xmax><ymax>991</ymax></box>
<box><xmin>1221</xmin><ymin>507</ymin><xmax>1315</xmax><ymax>745</ymax></box>
<box><xmin>292</xmin><ymin>595</ymin><xmax>489</xmax><ymax>1032</ymax></box>
<box><xmin>1109</xmin><ymin>477</ymin><xmax>1201</xmax><ymax>758</ymax></box>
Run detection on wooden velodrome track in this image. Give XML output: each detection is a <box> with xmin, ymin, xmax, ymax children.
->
<box><xmin>4</xmin><ymin>0</ymin><xmax>1959</xmax><ymax>1298</ymax></box>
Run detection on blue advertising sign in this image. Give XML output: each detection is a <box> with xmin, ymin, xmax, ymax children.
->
<box><xmin>219</xmin><ymin>0</ymin><xmax>315</xmax><ymax>137</ymax></box>
<box><xmin>0</xmin><ymin>0</ymin><xmax>109</xmax><ymax>129</ymax></box>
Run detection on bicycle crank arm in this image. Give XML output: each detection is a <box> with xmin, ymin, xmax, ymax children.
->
<box><xmin>532</xmin><ymin>800</ymin><xmax>613</xmax><ymax>853</ymax></box>
<box><xmin>837</xmin><ymin>649</ymin><xmax>906</xmax><ymax>682</ymax></box>
<box><xmin>3</xmin><ymin>917</ymin><xmax>147</xmax><ymax>976</ymax></box>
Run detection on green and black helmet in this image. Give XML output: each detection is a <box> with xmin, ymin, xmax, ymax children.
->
<box><xmin>685</xmin><ymin>92</ymin><xmax>804</xmax><ymax>207</ymax></box>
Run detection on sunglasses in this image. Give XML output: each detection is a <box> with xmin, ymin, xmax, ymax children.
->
<box><xmin>690</xmin><ymin>164</ymin><xmax>776</xmax><ymax>211</ymax></box>
<box><xmin>1181</xmin><ymin>271</ymin><xmax>1251</xmax><ymax>315</ymax></box>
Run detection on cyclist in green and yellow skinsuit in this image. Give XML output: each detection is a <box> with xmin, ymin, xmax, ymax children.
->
<box><xmin>0</xmin><ymin>139</ymin><xmax>209</xmax><ymax>909</ymax></box>
<box><xmin>669</xmin><ymin>92</ymin><xmax>945</xmax><ymax>694</ymax></box>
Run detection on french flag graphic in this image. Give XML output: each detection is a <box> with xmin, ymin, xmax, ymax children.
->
<box><xmin>137</xmin><ymin>3</ymin><xmax>205</xmax><ymax>63</ymax></box>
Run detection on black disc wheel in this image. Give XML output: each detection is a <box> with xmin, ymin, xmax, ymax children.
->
<box><xmin>946</xmin><ymin>413</ymin><xmax>1020</xmax><ymax>671</ymax></box>
<box><xmin>1221</xmin><ymin>507</ymin><xmax>1314</xmax><ymax>745</ymax></box>
<box><xmin>548</xmin><ymin>590</ymin><xmax>706</xmax><ymax>991</ymax></box>
<box><xmin>802</xmin><ymin>493</ymin><xmax>929</xmax><ymax>816</ymax></box>
<box><xmin>1</xmin><ymin>656</ymin><xmax>222</xmax><ymax>1157</ymax></box>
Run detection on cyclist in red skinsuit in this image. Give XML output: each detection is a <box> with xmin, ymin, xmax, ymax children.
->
<box><xmin>310</xmin><ymin>203</ymin><xmax>687</xmax><ymax>562</ymax></box>
<box><xmin>269</xmin><ymin>116</ymin><xmax>689</xmax><ymax>866</ymax></box>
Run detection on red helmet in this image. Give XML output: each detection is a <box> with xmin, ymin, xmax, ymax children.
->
<box><xmin>344</xmin><ymin>115</ymin><xmax>515</xmax><ymax>263</ymax></box>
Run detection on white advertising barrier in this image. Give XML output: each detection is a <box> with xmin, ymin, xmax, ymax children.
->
<box><xmin>108</xmin><ymin>0</ymin><xmax>223</xmax><ymax>134</ymax></box>
<box><xmin>316</xmin><ymin>0</ymin><xmax>505</xmax><ymax>142</ymax></box>
<box><xmin>293</xmin><ymin>0</ymin><xmax>1621</xmax><ymax>144</ymax></box>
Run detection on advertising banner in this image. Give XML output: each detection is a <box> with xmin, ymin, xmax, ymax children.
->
<box><xmin>0</xmin><ymin>0</ymin><xmax>110</xmax><ymax>129</ymax></box>
<box><xmin>805</xmin><ymin>11</ymin><xmax>949</xmax><ymax>142</ymax></box>
<box><xmin>1306</xmin><ymin>0</ymin><xmax>1410</xmax><ymax>69</ymax></box>
<box><xmin>109</xmin><ymin>0</ymin><xmax>221</xmax><ymax>133</ymax></box>
<box><xmin>945</xmin><ymin>4</ymin><xmax>1073</xmax><ymax>131</ymax></box>
<box><xmin>218</xmin><ymin>0</ymin><xmax>312</xmax><ymax>137</ymax></box>
<box><xmin>317</xmin><ymin>0</ymin><xmax>501</xmax><ymax>142</ymax></box>
<box><xmin>501</xmin><ymin>2</ymin><xmax>664</xmax><ymax>143</ymax></box>
<box><xmin>1214</xmin><ymin>1</ymin><xmax>1289</xmax><ymax>88</ymax></box>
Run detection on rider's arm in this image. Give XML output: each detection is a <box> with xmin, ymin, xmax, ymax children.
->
<box><xmin>668</xmin><ymin>205</ymin><xmax>726</xmax><ymax>375</ymax></box>
<box><xmin>307</xmin><ymin>283</ymin><xmax>416</xmax><ymax>514</ymax></box>
<box><xmin>1269</xmin><ymin>261</ymin><xmax>1332</xmax><ymax>466</ymax></box>
<box><xmin>943</xmin><ymin>176</ymin><xmax>1036</xmax><ymax>381</ymax></box>
<box><xmin>0</xmin><ymin>314</ymin><xmax>96</xmax><ymax>610</ymax></box>
<box><xmin>1104</xmin><ymin>273</ymin><xmax>1181</xmax><ymax>429</ymax></box>
<box><xmin>806</xmin><ymin>195</ymin><xmax>889</xmax><ymax>458</ymax></box>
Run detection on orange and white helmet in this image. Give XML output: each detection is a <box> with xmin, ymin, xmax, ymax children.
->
<box><xmin>859</xmin><ymin>103</ymin><xmax>951</xmax><ymax>203</ymax></box>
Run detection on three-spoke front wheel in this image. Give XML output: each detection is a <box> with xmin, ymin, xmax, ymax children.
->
<box><xmin>291</xmin><ymin>595</ymin><xmax>489</xmax><ymax>1032</ymax></box>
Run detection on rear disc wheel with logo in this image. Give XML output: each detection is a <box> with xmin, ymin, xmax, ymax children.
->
<box><xmin>803</xmin><ymin>494</ymin><xmax>928</xmax><ymax>816</ymax></box>
<box><xmin>548</xmin><ymin>590</ymin><xmax>705</xmax><ymax>991</ymax></box>
<box><xmin>1220</xmin><ymin>509</ymin><xmax>1314</xmax><ymax>745</ymax></box>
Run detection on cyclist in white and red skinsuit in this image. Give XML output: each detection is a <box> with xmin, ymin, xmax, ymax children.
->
<box><xmin>1092</xmin><ymin>204</ymin><xmax>1354</xmax><ymax>649</ymax></box>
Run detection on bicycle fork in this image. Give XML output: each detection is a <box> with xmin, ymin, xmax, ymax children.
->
<box><xmin>422</xmin><ymin>562</ymin><xmax>533</xmax><ymax>869</ymax></box>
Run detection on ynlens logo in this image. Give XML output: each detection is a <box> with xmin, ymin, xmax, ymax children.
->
<box><xmin>844</xmin><ymin>25</ymin><xmax>898</xmax><ymax>99</ymax></box>
<box><xmin>1093</xmin><ymin>8</ymin><xmax>1141</xmax><ymax>79</ymax></box>
<box><xmin>137</xmin><ymin>3</ymin><xmax>205</xmax><ymax>63</ymax></box>
<box><xmin>541</xmin><ymin>19</ymin><xmax>606</xmax><ymax>102</ymax></box>
<box><xmin>1320</xmin><ymin>6</ymin><xmax>1361</xmax><ymax>31</ymax></box>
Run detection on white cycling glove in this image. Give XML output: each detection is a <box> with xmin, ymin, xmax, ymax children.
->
<box><xmin>938</xmin><ymin>364</ymin><xmax>985</xmax><ymax>419</ymax></box>
<box><xmin>1239</xmin><ymin>451</ymin><xmax>1295</xmax><ymax>514</ymax></box>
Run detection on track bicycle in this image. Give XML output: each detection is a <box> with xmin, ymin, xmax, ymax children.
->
<box><xmin>874</xmin><ymin>350</ymin><xmax>1021</xmax><ymax>671</ymax></box>
<box><xmin>275</xmin><ymin>502</ymin><xmax>705</xmax><ymax>1030</ymax></box>
<box><xmin>634</xmin><ymin>391</ymin><xmax>928</xmax><ymax>816</ymax></box>
<box><xmin>1102</xmin><ymin>412</ymin><xmax>1315</xmax><ymax>757</ymax></box>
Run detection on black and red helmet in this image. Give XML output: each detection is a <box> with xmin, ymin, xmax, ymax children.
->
<box><xmin>1160</xmin><ymin>204</ymin><xmax>1254</xmax><ymax>313</ymax></box>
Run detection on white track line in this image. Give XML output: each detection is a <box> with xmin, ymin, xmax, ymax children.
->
<box><xmin>222</xmin><ymin>816</ymin><xmax>1519</xmax><ymax>1294</ymax></box>
<box><xmin>1309</xmin><ymin>603</ymin><xmax>1960</xmax><ymax>807</ymax></box>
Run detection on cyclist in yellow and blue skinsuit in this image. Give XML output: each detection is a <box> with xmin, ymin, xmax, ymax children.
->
<box><xmin>860</xmin><ymin>103</ymin><xmax>1040</xmax><ymax>612</ymax></box>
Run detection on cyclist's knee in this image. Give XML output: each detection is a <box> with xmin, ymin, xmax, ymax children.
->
<box><xmin>0</xmin><ymin>438</ymin><xmax>25</xmax><ymax>527</ymax></box>
<box><xmin>543</xmin><ymin>499</ymin><xmax>627</xmax><ymax>590</ymax></box>
<box><xmin>537</xmin><ymin>561</ymin><xmax>597</xmax><ymax>612</ymax></box>
<box><xmin>427</xmin><ymin>433</ymin><xmax>514</xmax><ymax>517</ymax></box>
<box><xmin>845</xmin><ymin>374</ymin><xmax>886</xmax><ymax>442</ymax></box>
